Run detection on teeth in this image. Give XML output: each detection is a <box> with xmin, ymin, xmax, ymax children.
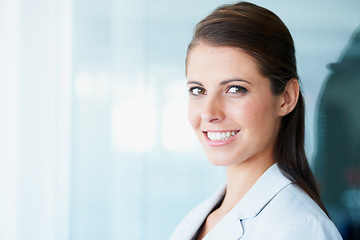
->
<box><xmin>207</xmin><ymin>131</ymin><xmax>238</xmax><ymax>141</ymax></box>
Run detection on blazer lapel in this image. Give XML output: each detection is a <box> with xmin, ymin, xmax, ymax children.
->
<box><xmin>171</xmin><ymin>164</ymin><xmax>292</xmax><ymax>240</ymax></box>
<box><xmin>205</xmin><ymin>164</ymin><xmax>292</xmax><ymax>240</ymax></box>
<box><xmin>170</xmin><ymin>182</ymin><xmax>226</xmax><ymax>240</ymax></box>
<box><xmin>236</xmin><ymin>163</ymin><xmax>292</xmax><ymax>221</ymax></box>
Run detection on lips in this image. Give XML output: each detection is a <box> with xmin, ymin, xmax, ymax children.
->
<box><xmin>202</xmin><ymin>130</ymin><xmax>239</xmax><ymax>147</ymax></box>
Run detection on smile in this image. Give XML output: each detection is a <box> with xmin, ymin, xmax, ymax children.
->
<box><xmin>206</xmin><ymin>130</ymin><xmax>239</xmax><ymax>141</ymax></box>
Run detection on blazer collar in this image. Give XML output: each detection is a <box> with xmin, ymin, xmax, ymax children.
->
<box><xmin>235</xmin><ymin>163</ymin><xmax>292</xmax><ymax>220</ymax></box>
<box><xmin>203</xmin><ymin>163</ymin><xmax>292</xmax><ymax>240</ymax></box>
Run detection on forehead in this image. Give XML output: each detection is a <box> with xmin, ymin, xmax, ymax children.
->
<box><xmin>186</xmin><ymin>44</ymin><xmax>265</xmax><ymax>84</ymax></box>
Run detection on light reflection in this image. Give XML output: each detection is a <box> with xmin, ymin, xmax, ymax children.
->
<box><xmin>110</xmin><ymin>83</ymin><xmax>156</xmax><ymax>153</ymax></box>
<box><xmin>74</xmin><ymin>71</ymin><xmax>93</xmax><ymax>99</ymax></box>
<box><xmin>93</xmin><ymin>72</ymin><xmax>110</xmax><ymax>102</ymax></box>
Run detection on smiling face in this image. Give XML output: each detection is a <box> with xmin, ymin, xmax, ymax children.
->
<box><xmin>186</xmin><ymin>44</ymin><xmax>283</xmax><ymax>167</ymax></box>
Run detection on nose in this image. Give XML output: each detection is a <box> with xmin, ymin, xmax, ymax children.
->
<box><xmin>200</xmin><ymin>96</ymin><xmax>224</xmax><ymax>123</ymax></box>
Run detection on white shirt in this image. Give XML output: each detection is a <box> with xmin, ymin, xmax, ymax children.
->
<box><xmin>170</xmin><ymin>164</ymin><xmax>342</xmax><ymax>240</ymax></box>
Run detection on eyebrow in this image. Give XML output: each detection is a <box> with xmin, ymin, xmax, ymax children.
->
<box><xmin>187</xmin><ymin>81</ymin><xmax>204</xmax><ymax>86</ymax></box>
<box><xmin>187</xmin><ymin>79</ymin><xmax>251</xmax><ymax>86</ymax></box>
<box><xmin>220</xmin><ymin>79</ymin><xmax>252</xmax><ymax>85</ymax></box>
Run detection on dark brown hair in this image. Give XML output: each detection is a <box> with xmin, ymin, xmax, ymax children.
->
<box><xmin>187</xmin><ymin>2</ymin><xmax>328</xmax><ymax>215</ymax></box>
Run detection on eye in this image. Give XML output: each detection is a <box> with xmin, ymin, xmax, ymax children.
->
<box><xmin>189</xmin><ymin>87</ymin><xmax>206</xmax><ymax>96</ymax></box>
<box><xmin>226</xmin><ymin>85</ymin><xmax>248</xmax><ymax>94</ymax></box>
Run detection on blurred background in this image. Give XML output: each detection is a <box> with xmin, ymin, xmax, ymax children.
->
<box><xmin>0</xmin><ymin>0</ymin><xmax>359</xmax><ymax>239</ymax></box>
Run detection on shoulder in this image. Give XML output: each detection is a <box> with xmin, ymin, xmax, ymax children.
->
<box><xmin>269</xmin><ymin>183</ymin><xmax>327</xmax><ymax>217</ymax></box>
<box><xmin>274</xmin><ymin>214</ymin><xmax>343</xmax><ymax>239</ymax></box>
<box><xmin>253</xmin><ymin>183</ymin><xmax>342</xmax><ymax>239</ymax></box>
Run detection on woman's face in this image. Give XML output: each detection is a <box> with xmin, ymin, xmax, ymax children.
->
<box><xmin>186</xmin><ymin>44</ymin><xmax>283</xmax><ymax>167</ymax></box>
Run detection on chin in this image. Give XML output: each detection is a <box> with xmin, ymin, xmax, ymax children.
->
<box><xmin>206</xmin><ymin>155</ymin><xmax>237</xmax><ymax>167</ymax></box>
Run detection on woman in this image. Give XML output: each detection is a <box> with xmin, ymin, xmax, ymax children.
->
<box><xmin>171</xmin><ymin>2</ymin><xmax>342</xmax><ymax>240</ymax></box>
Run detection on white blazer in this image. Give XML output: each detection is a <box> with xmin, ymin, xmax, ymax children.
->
<box><xmin>170</xmin><ymin>164</ymin><xmax>342</xmax><ymax>240</ymax></box>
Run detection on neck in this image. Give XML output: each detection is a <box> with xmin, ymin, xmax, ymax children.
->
<box><xmin>220</xmin><ymin>158</ymin><xmax>275</xmax><ymax>212</ymax></box>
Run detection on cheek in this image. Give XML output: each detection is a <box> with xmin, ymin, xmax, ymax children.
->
<box><xmin>234</xmin><ymin>98</ymin><xmax>277</xmax><ymax>127</ymax></box>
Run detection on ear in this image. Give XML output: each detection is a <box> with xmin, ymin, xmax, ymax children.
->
<box><xmin>278</xmin><ymin>78</ymin><xmax>300</xmax><ymax>117</ymax></box>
